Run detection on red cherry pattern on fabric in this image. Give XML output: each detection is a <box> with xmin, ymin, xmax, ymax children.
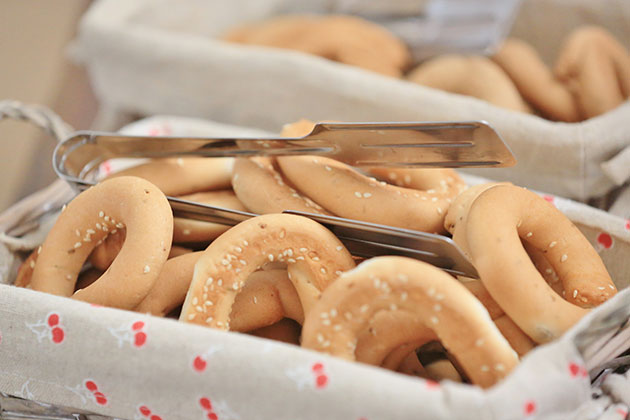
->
<box><xmin>131</xmin><ymin>321</ymin><xmax>148</xmax><ymax>348</ymax></box>
<box><xmin>625</xmin><ymin>220</ymin><xmax>630</xmax><ymax>230</ymax></box>
<box><xmin>426</xmin><ymin>380</ymin><xmax>440</xmax><ymax>389</ymax></box>
<box><xmin>47</xmin><ymin>314</ymin><xmax>59</xmax><ymax>327</ymax></box>
<box><xmin>199</xmin><ymin>396</ymin><xmax>218</xmax><ymax>420</ymax></box>
<box><xmin>524</xmin><ymin>400</ymin><xmax>536</xmax><ymax>415</ymax></box>
<box><xmin>568</xmin><ymin>362</ymin><xmax>588</xmax><ymax>378</ymax></box>
<box><xmin>45</xmin><ymin>313</ymin><xmax>65</xmax><ymax>344</ymax></box>
<box><xmin>193</xmin><ymin>355</ymin><xmax>208</xmax><ymax>372</ymax></box>
<box><xmin>597</xmin><ymin>232</ymin><xmax>614</xmax><ymax>250</ymax></box>
<box><xmin>542</xmin><ymin>195</ymin><xmax>555</xmax><ymax>205</ymax></box>
<box><xmin>84</xmin><ymin>380</ymin><xmax>107</xmax><ymax>405</ymax></box>
<box><xmin>311</xmin><ymin>362</ymin><xmax>329</xmax><ymax>389</ymax></box>
<box><xmin>137</xmin><ymin>405</ymin><xmax>162</xmax><ymax>420</ymax></box>
<box><xmin>51</xmin><ymin>327</ymin><xmax>65</xmax><ymax>344</ymax></box>
<box><xmin>617</xmin><ymin>408</ymin><xmax>628</xmax><ymax>417</ymax></box>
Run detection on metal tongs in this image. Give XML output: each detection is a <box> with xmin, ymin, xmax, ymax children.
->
<box><xmin>53</xmin><ymin>121</ymin><xmax>517</xmax><ymax>278</ymax></box>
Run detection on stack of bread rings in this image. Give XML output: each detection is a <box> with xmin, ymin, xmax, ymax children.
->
<box><xmin>15</xmin><ymin>119</ymin><xmax>617</xmax><ymax>389</ymax></box>
<box><xmin>223</xmin><ymin>17</ymin><xmax>629</xmax><ymax>121</ymax></box>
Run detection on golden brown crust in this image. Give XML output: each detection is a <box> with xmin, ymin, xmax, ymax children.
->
<box><xmin>407</xmin><ymin>55</ymin><xmax>532</xmax><ymax>113</ymax></box>
<box><xmin>223</xmin><ymin>15</ymin><xmax>411</xmax><ymax>77</ymax></box>
<box><xmin>301</xmin><ymin>256</ymin><xmax>519</xmax><ymax>388</ymax></box>
<box><xmin>180</xmin><ymin>214</ymin><xmax>355</xmax><ymax>329</ymax></box>
<box><xmin>277</xmin><ymin>155</ymin><xmax>454</xmax><ymax>233</ymax></box>
<box><xmin>554</xmin><ymin>26</ymin><xmax>630</xmax><ymax>119</ymax></box>
<box><xmin>108</xmin><ymin>158</ymin><xmax>233</xmax><ymax>196</ymax></box>
<box><xmin>492</xmin><ymin>38</ymin><xmax>581</xmax><ymax>122</ymax></box>
<box><xmin>464</xmin><ymin>185</ymin><xmax>615</xmax><ymax>342</ymax></box>
<box><xmin>30</xmin><ymin>177</ymin><xmax>173</xmax><ymax>309</ymax></box>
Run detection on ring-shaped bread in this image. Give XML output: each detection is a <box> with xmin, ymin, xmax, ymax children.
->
<box><xmin>554</xmin><ymin>26</ymin><xmax>630</xmax><ymax>119</ymax></box>
<box><xmin>463</xmin><ymin>184</ymin><xmax>616</xmax><ymax>343</ymax></box>
<box><xmin>406</xmin><ymin>55</ymin><xmax>531</xmax><ymax>113</ymax></box>
<box><xmin>30</xmin><ymin>176</ymin><xmax>173</xmax><ymax>309</ymax></box>
<box><xmin>492</xmin><ymin>38</ymin><xmax>581</xmax><ymax>122</ymax></box>
<box><xmin>301</xmin><ymin>256</ymin><xmax>519</xmax><ymax>388</ymax></box>
<box><xmin>180</xmin><ymin>214</ymin><xmax>355</xmax><ymax>329</ymax></box>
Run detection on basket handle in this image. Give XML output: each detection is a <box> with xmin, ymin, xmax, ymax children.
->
<box><xmin>0</xmin><ymin>101</ymin><xmax>76</xmax><ymax>251</ymax></box>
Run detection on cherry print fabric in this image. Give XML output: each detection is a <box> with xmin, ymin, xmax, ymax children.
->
<box><xmin>0</xmin><ymin>279</ymin><xmax>628</xmax><ymax>420</ymax></box>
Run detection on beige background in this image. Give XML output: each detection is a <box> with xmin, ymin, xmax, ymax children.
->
<box><xmin>0</xmin><ymin>0</ymin><xmax>96</xmax><ymax>211</ymax></box>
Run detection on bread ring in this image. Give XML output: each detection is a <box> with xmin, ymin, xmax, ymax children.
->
<box><xmin>277</xmin><ymin>155</ymin><xmax>456</xmax><ymax>233</ymax></box>
<box><xmin>462</xmin><ymin>184</ymin><xmax>616</xmax><ymax>343</ymax></box>
<box><xmin>108</xmin><ymin>158</ymin><xmax>233</xmax><ymax>196</ymax></box>
<box><xmin>30</xmin><ymin>176</ymin><xmax>173</xmax><ymax>309</ymax></box>
<box><xmin>232</xmin><ymin>157</ymin><xmax>330</xmax><ymax>214</ymax></box>
<box><xmin>173</xmin><ymin>190</ymin><xmax>248</xmax><ymax>243</ymax></box>
<box><xmin>180</xmin><ymin>214</ymin><xmax>355</xmax><ymax>329</ymax></box>
<box><xmin>554</xmin><ymin>26</ymin><xmax>630</xmax><ymax>119</ymax></box>
<box><xmin>135</xmin><ymin>250</ymin><xmax>304</xmax><ymax>331</ymax></box>
<box><xmin>301</xmin><ymin>256</ymin><xmax>519</xmax><ymax>388</ymax></box>
<box><xmin>406</xmin><ymin>55</ymin><xmax>532</xmax><ymax>113</ymax></box>
<box><xmin>492</xmin><ymin>38</ymin><xmax>581</xmax><ymax>122</ymax></box>
<box><xmin>224</xmin><ymin>15</ymin><xmax>411</xmax><ymax>77</ymax></box>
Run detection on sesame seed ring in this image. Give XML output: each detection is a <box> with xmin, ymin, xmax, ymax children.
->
<box><xmin>232</xmin><ymin>157</ymin><xmax>330</xmax><ymax>215</ymax></box>
<box><xmin>135</xmin><ymin>251</ymin><xmax>305</xmax><ymax>332</ymax></box>
<box><xmin>406</xmin><ymin>55</ymin><xmax>532</xmax><ymax>113</ymax></box>
<box><xmin>30</xmin><ymin>176</ymin><xmax>173</xmax><ymax>309</ymax></box>
<box><xmin>554</xmin><ymin>26</ymin><xmax>630</xmax><ymax>119</ymax></box>
<box><xmin>108</xmin><ymin>157</ymin><xmax>234</xmax><ymax>196</ymax></box>
<box><xmin>275</xmin><ymin>120</ymin><xmax>465</xmax><ymax>233</ymax></box>
<box><xmin>277</xmin><ymin>155</ymin><xmax>459</xmax><ymax>233</ymax></box>
<box><xmin>180</xmin><ymin>213</ymin><xmax>355</xmax><ymax>330</ymax></box>
<box><xmin>301</xmin><ymin>256</ymin><xmax>519</xmax><ymax>388</ymax></box>
<box><xmin>173</xmin><ymin>190</ymin><xmax>248</xmax><ymax>243</ymax></box>
<box><xmin>492</xmin><ymin>38</ymin><xmax>581</xmax><ymax>122</ymax></box>
<box><xmin>461</xmin><ymin>184</ymin><xmax>616</xmax><ymax>343</ymax></box>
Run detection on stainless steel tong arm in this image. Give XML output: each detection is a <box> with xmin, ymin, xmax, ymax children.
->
<box><xmin>54</xmin><ymin>121</ymin><xmax>515</xmax><ymax>176</ymax></box>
